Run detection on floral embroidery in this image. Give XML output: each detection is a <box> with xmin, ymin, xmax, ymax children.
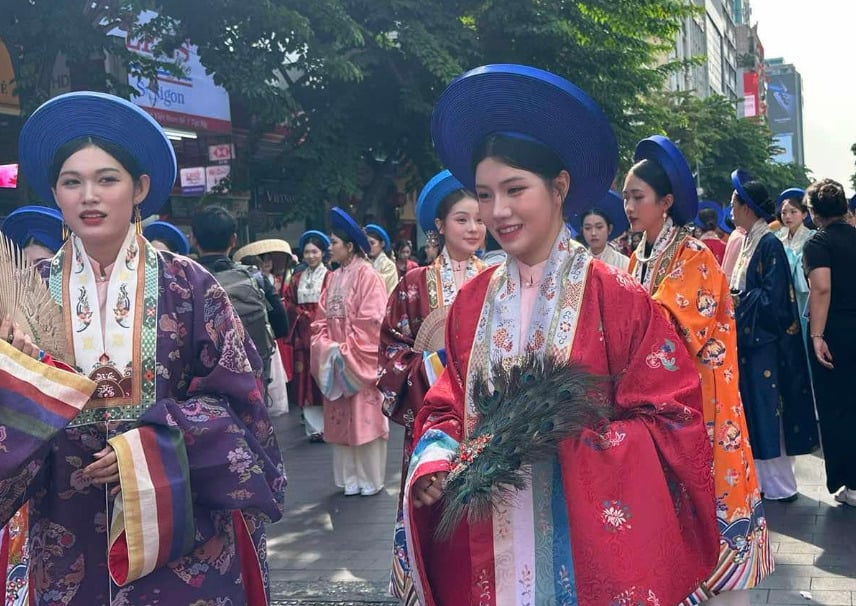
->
<box><xmin>645</xmin><ymin>340</ymin><xmax>678</xmax><ymax>372</ymax></box>
<box><xmin>696</xmin><ymin>288</ymin><xmax>717</xmax><ymax>318</ymax></box>
<box><xmin>113</xmin><ymin>283</ymin><xmax>132</xmax><ymax>327</ymax></box>
<box><xmin>75</xmin><ymin>286</ymin><xmax>93</xmax><ymax>332</ymax></box>
<box><xmin>675</xmin><ymin>293</ymin><xmax>690</xmax><ymax>309</ymax></box>
<box><xmin>699</xmin><ymin>338</ymin><xmax>726</xmax><ymax>368</ymax></box>
<box><xmin>717</xmin><ymin>420</ymin><xmax>742</xmax><ymax>451</ymax></box>
<box><xmin>602</xmin><ymin>500</ymin><xmax>633</xmax><ymax>532</ymax></box>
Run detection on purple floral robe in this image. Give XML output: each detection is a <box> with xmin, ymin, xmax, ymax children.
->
<box><xmin>0</xmin><ymin>252</ymin><xmax>285</xmax><ymax>606</ymax></box>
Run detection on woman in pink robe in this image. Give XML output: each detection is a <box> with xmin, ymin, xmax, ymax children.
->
<box><xmin>311</xmin><ymin>207</ymin><xmax>390</xmax><ymax>496</ymax></box>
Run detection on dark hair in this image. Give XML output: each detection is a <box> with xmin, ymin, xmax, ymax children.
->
<box><xmin>471</xmin><ymin>133</ymin><xmax>565</xmax><ymax>184</ymax></box>
<box><xmin>580</xmin><ymin>208</ymin><xmax>613</xmax><ymax>230</ymax></box>
<box><xmin>50</xmin><ymin>136</ymin><xmax>144</xmax><ymax>186</ymax></box>
<box><xmin>240</xmin><ymin>254</ymin><xmax>263</xmax><ymax>268</ymax></box>
<box><xmin>301</xmin><ymin>235</ymin><xmax>327</xmax><ymax>254</ymax></box>
<box><xmin>628</xmin><ymin>159</ymin><xmax>672</xmax><ymax>198</ymax></box>
<box><xmin>331</xmin><ymin>228</ymin><xmax>367</xmax><ymax>258</ymax></box>
<box><xmin>191</xmin><ymin>205</ymin><xmax>237</xmax><ymax>252</ymax></box>
<box><xmin>734</xmin><ymin>181</ymin><xmax>774</xmax><ymax>218</ymax></box>
<box><xmin>394</xmin><ymin>239</ymin><xmax>413</xmax><ymax>254</ymax></box>
<box><xmin>805</xmin><ymin>178</ymin><xmax>847</xmax><ymax>219</ymax></box>
<box><xmin>23</xmin><ymin>235</ymin><xmax>56</xmax><ymax>253</ymax></box>
<box><xmin>697</xmin><ymin>207</ymin><xmax>719</xmax><ymax>232</ymax></box>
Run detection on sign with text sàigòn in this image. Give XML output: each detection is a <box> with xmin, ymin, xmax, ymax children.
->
<box><xmin>114</xmin><ymin>11</ymin><xmax>231</xmax><ymax>134</ymax></box>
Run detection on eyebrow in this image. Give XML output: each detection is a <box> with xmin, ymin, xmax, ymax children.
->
<box><xmin>476</xmin><ymin>175</ymin><xmax>527</xmax><ymax>189</ymax></box>
<box><xmin>58</xmin><ymin>167</ymin><xmax>122</xmax><ymax>177</ymax></box>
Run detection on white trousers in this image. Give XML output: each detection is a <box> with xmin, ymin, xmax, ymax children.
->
<box><xmin>755</xmin><ymin>422</ymin><xmax>798</xmax><ymax>500</ymax></box>
<box><xmin>332</xmin><ymin>438</ymin><xmax>387</xmax><ymax>495</ymax></box>
<box><xmin>303</xmin><ymin>406</ymin><xmax>325</xmax><ymax>437</ymax></box>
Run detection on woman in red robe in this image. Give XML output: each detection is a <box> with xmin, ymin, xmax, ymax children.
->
<box><xmin>378</xmin><ymin>169</ymin><xmax>486</xmax><ymax>604</ymax></box>
<box><xmin>403</xmin><ymin>65</ymin><xmax>719</xmax><ymax>606</ymax></box>
<box><xmin>283</xmin><ymin>230</ymin><xmax>330</xmax><ymax>440</ymax></box>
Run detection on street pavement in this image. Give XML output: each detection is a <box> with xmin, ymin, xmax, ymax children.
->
<box><xmin>267</xmin><ymin>408</ymin><xmax>856</xmax><ymax>605</ymax></box>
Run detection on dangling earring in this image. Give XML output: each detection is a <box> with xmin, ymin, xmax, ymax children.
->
<box><xmin>62</xmin><ymin>222</ymin><xmax>70</xmax><ymax>241</ymax></box>
<box><xmin>134</xmin><ymin>205</ymin><xmax>143</xmax><ymax>236</ymax></box>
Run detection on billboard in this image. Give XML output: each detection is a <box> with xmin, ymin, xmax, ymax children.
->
<box><xmin>766</xmin><ymin>68</ymin><xmax>803</xmax><ymax>164</ymax></box>
<box><xmin>114</xmin><ymin>11</ymin><xmax>231</xmax><ymax>134</ymax></box>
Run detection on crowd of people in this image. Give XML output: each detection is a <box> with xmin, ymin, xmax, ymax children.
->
<box><xmin>0</xmin><ymin>65</ymin><xmax>854</xmax><ymax>606</ymax></box>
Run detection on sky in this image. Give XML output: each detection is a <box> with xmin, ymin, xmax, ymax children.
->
<box><xmin>750</xmin><ymin>0</ymin><xmax>856</xmax><ymax>195</ymax></box>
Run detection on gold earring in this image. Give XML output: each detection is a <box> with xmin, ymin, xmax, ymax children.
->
<box><xmin>134</xmin><ymin>205</ymin><xmax>143</xmax><ymax>236</ymax></box>
<box><xmin>62</xmin><ymin>222</ymin><xmax>70</xmax><ymax>241</ymax></box>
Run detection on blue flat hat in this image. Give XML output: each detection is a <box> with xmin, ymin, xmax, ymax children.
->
<box><xmin>298</xmin><ymin>230</ymin><xmax>331</xmax><ymax>252</ymax></box>
<box><xmin>416</xmin><ymin>170</ymin><xmax>467</xmax><ymax>235</ymax></box>
<box><xmin>1</xmin><ymin>205</ymin><xmax>64</xmax><ymax>252</ymax></box>
<box><xmin>568</xmin><ymin>190</ymin><xmax>629</xmax><ymax>240</ymax></box>
<box><xmin>633</xmin><ymin>136</ymin><xmax>698</xmax><ymax>225</ymax></box>
<box><xmin>776</xmin><ymin>188</ymin><xmax>805</xmax><ymax>211</ymax></box>
<box><xmin>364</xmin><ymin>224</ymin><xmax>392</xmax><ymax>253</ymax></box>
<box><xmin>431</xmin><ymin>64</ymin><xmax>617</xmax><ymax>216</ymax></box>
<box><xmin>330</xmin><ymin>207</ymin><xmax>370</xmax><ymax>254</ymax></box>
<box><xmin>731</xmin><ymin>169</ymin><xmax>773</xmax><ymax>222</ymax></box>
<box><xmin>776</xmin><ymin>188</ymin><xmax>812</xmax><ymax>226</ymax></box>
<box><xmin>143</xmin><ymin>221</ymin><xmax>190</xmax><ymax>255</ymax></box>
<box><xmin>19</xmin><ymin>91</ymin><xmax>177</xmax><ymax>219</ymax></box>
<box><xmin>694</xmin><ymin>200</ymin><xmax>723</xmax><ymax>229</ymax></box>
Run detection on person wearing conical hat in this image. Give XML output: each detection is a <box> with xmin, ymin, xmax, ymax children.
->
<box><xmin>2</xmin><ymin>91</ymin><xmax>284</xmax><ymax>605</ymax></box>
<box><xmin>377</xmin><ymin>169</ymin><xmax>486</xmax><ymax>604</ymax></box>
<box><xmin>365</xmin><ymin>224</ymin><xmax>400</xmax><ymax>294</ymax></box>
<box><xmin>568</xmin><ymin>190</ymin><xmax>630</xmax><ymax>270</ymax></box>
<box><xmin>311</xmin><ymin>208</ymin><xmax>389</xmax><ymax>497</ymax></box>
<box><xmin>282</xmin><ymin>230</ymin><xmax>331</xmax><ymax>440</ymax></box>
<box><xmin>729</xmin><ymin>169</ymin><xmax>819</xmax><ymax>504</ymax></box>
<box><xmin>626</xmin><ymin>136</ymin><xmax>773</xmax><ymax>604</ymax></box>
<box><xmin>404</xmin><ymin>65</ymin><xmax>718</xmax><ymax>606</ymax></box>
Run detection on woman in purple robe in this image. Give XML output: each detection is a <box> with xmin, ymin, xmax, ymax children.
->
<box><xmin>0</xmin><ymin>91</ymin><xmax>285</xmax><ymax>606</ymax></box>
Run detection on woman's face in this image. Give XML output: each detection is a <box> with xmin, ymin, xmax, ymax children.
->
<box><xmin>23</xmin><ymin>242</ymin><xmax>54</xmax><ymax>264</ymax></box>
<box><xmin>582</xmin><ymin>212</ymin><xmax>610</xmax><ymax>253</ymax></box>
<box><xmin>474</xmin><ymin>157</ymin><xmax>566</xmax><ymax>265</ymax></box>
<box><xmin>397</xmin><ymin>245</ymin><xmax>412</xmax><ymax>261</ymax></box>
<box><xmin>622</xmin><ymin>172</ymin><xmax>671</xmax><ymax>237</ymax></box>
<box><xmin>367</xmin><ymin>235</ymin><xmax>384</xmax><ymax>258</ymax></box>
<box><xmin>780</xmin><ymin>200</ymin><xmax>806</xmax><ymax>232</ymax></box>
<box><xmin>303</xmin><ymin>242</ymin><xmax>323</xmax><ymax>269</ymax></box>
<box><xmin>328</xmin><ymin>234</ymin><xmax>352</xmax><ymax>265</ymax></box>
<box><xmin>52</xmin><ymin>145</ymin><xmax>150</xmax><ymax>247</ymax></box>
<box><xmin>437</xmin><ymin>196</ymin><xmax>485</xmax><ymax>259</ymax></box>
<box><xmin>260</xmin><ymin>254</ymin><xmax>274</xmax><ymax>274</ymax></box>
<box><xmin>730</xmin><ymin>191</ymin><xmax>754</xmax><ymax>230</ymax></box>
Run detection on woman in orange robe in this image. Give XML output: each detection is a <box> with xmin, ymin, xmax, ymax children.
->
<box><xmin>626</xmin><ymin>136</ymin><xmax>772</xmax><ymax>605</ymax></box>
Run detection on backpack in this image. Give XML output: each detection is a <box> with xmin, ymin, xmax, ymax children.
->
<box><xmin>211</xmin><ymin>263</ymin><xmax>276</xmax><ymax>381</ymax></box>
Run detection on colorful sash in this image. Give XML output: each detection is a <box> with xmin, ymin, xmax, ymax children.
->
<box><xmin>107</xmin><ymin>425</ymin><xmax>194</xmax><ymax>586</ymax></box>
<box><xmin>426</xmin><ymin>248</ymin><xmax>484</xmax><ymax>310</ymax></box>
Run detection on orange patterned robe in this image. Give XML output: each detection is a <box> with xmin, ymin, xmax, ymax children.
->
<box><xmin>630</xmin><ymin>223</ymin><xmax>773</xmax><ymax>601</ymax></box>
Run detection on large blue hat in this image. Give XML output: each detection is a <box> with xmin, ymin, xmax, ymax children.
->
<box><xmin>568</xmin><ymin>190</ymin><xmax>629</xmax><ymax>240</ymax></box>
<box><xmin>633</xmin><ymin>136</ymin><xmax>698</xmax><ymax>225</ymax></box>
<box><xmin>431</xmin><ymin>64</ymin><xmax>617</xmax><ymax>216</ymax></box>
<box><xmin>143</xmin><ymin>220</ymin><xmax>190</xmax><ymax>255</ymax></box>
<box><xmin>364</xmin><ymin>223</ymin><xmax>392</xmax><ymax>253</ymax></box>
<box><xmin>731</xmin><ymin>169</ymin><xmax>772</xmax><ymax>222</ymax></box>
<box><xmin>298</xmin><ymin>230</ymin><xmax>330</xmax><ymax>252</ymax></box>
<box><xmin>416</xmin><ymin>170</ymin><xmax>467</xmax><ymax>235</ymax></box>
<box><xmin>694</xmin><ymin>200</ymin><xmax>723</xmax><ymax>229</ymax></box>
<box><xmin>1</xmin><ymin>205</ymin><xmax>64</xmax><ymax>252</ymax></box>
<box><xmin>776</xmin><ymin>188</ymin><xmax>811</xmax><ymax>226</ymax></box>
<box><xmin>18</xmin><ymin>91</ymin><xmax>177</xmax><ymax>219</ymax></box>
<box><xmin>329</xmin><ymin>207</ymin><xmax>370</xmax><ymax>254</ymax></box>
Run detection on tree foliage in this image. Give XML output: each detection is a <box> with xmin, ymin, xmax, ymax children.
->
<box><xmin>3</xmin><ymin>0</ymin><xmax>812</xmax><ymax>223</ymax></box>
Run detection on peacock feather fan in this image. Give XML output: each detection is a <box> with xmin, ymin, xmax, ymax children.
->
<box><xmin>436</xmin><ymin>354</ymin><xmax>609</xmax><ymax>540</ymax></box>
<box><xmin>0</xmin><ymin>232</ymin><xmax>71</xmax><ymax>364</ymax></box>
